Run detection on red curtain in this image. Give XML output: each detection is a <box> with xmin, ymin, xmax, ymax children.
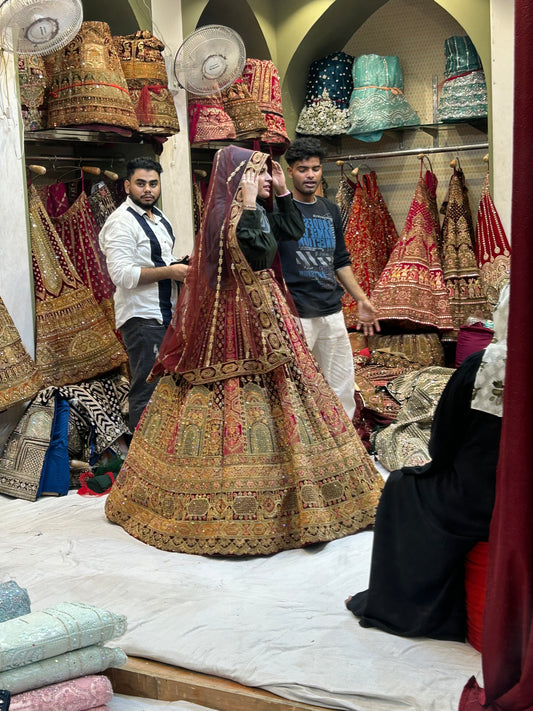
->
<box><xmin>460</xmin><ymin>3</ymin><xmax>533</xmax><ymax>709</ymax></box>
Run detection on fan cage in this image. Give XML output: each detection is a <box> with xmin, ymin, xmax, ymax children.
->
<box><xmin>0</xmin><ymin>0</ymin><xmax>83</xmax><ymax>56</ymax></box>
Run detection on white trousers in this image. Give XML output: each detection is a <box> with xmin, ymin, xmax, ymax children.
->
<box><xmin>300</xmin><ymin>311</ymin><xmax>356</xmax><ymax>420</ymax></box>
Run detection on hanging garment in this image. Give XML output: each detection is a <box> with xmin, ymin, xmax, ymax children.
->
<box><xmin>47</xmin><ymin>21</ymin><xmax>139</xmax><ymax>131</ymax></box>
<box><xmin>475</xmin><ymin>170</ymin><xmax>511</xmax><ymax>311</ymax></box>
<box><xmin>440</xmin><ymin>166</ymin><xmax>491</xmax><ymax>340</ymax></box>
<box><xmin>187</xmin><ymin>91</ymin><xmax>236</xmax><ymax>144</ymax></box>
<box><xmin>241</xmin><ymin>58</ymin><xmax>290</xmax><ymax>150</ymax></box>
<box><xmin>105</xmin><ymin>145</ymin><xmax>384</xmax><ymax>556</ymax></box>
<box><xmin>221</xmin><ymin>79</ymin><xmax>268</xmax><ymax>140</ymax></box>
<box><xmin>342</xmin><ymin>172</ymin><xmax>399</xmax><ymax>328</ymax></box>
<box><xmin>370</xmin><ymin>167</ymin><xmax>453</xmax><ymax>332</ymax></box>
<box><xmin>0</xmin><ymin>296</ymin><xmax>43</xmax><ymax>411</ymax></box>
<box><xmin>28</xmin><ymin>185</ymin><xmax>127</xmax><ymax>388</ymax></box>
<box><xmin>18</xmin><ymin>54</ymin><xmax>48</xmax><ymax>131</ymax></box>
<box><xmin>114</xmin><ymin>30</ymin><xmax>180</xmax><ymax>135</ymax></box>
<box><xmin>87</xmin><ymin>182</ymin><xmax>117</xmax><ymax>232</ymax></box>
<box><xmin>48</xmin><ymin>187</ymin><xmax>117</xmax><ymax>333</ymax></box>
<box><xmin>437</xmin><ymin>35</ymin><xmax>488</xmax><ymax>122</ymax></box>
<box><xmin>335</xmin><ymin>173</ymin><xmax>357</xmax><ymax>234</ymax></box>
<box><xmin>347</xmin><ymin>54</ymin><xmax>419</xmax><ymax>142</ymax></box>
<box><xmin>365</xmin><ymin>170</ymin><xmax>399</xmax><ymax>257</ymax></box>
<box><xmin>296</xmin><ymin>52</ymin><xmax>354</xmax><ymax>136</ymax></box>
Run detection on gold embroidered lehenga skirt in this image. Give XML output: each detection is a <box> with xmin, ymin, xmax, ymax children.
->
<box><xmin>105</xmin><ymin>270</ymin><xmax>384</xmax><ymax>556</ymax></box>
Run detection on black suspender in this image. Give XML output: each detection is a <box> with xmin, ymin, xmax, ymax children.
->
<box><xmin>127</xmin><ymin>206</ymin><xmax>175</xmax><ymax>326</ymax></box>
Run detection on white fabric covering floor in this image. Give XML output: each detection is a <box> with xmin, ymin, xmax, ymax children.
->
<box><xmin>0</xmin><ymin>492</ymin><xmax>482</xmax><ymax>711</ymax></box>
<box><xmin>110</xmin><ymin>696</ymin><xmax>215</xmax><ymax>710</ymax></box>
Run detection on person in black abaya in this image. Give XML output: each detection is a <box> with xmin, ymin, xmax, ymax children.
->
<box><xmin>346</xmin><ymin>284</ymin><xmax>509</xmax><ymax>642</ymax></box>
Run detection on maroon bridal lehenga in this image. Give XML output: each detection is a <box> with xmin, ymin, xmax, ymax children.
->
<box><xmin>105</xmin><ymin>145</ymin><xmax>383</xmax><ymax>556</ymax></box>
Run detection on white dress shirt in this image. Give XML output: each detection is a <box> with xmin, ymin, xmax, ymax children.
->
<box><xmin>99</xmin><ymin>197</ymin><xmax>178</xmax><ymax>329</ymax></box>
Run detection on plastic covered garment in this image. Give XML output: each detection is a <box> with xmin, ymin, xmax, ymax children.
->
<box><xmin>105</xmin><ymin>145</ymin><xmax>384</xmax><ymax>556</ymax></box>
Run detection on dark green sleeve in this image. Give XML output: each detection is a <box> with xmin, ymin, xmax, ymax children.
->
<box><xmin>237</xmin><ymin>209</ymin><xmax>278</xmax><ymax>270</ymax></box>
<box><xmin>267</xmin><ymin>194</ymin><xmax>305</xmax><ymax>242</ymax></box>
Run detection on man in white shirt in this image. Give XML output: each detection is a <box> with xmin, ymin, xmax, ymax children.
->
<box><xmin>99</xmin><ymin>157</ymin><xmax>189</xmax><ymax>429</ymax></box>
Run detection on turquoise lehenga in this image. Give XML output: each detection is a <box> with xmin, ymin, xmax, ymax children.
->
<box><xmin>346</xmin><ymin>54</ymin><xmax>420</xmax><ymax>142</ymax></box>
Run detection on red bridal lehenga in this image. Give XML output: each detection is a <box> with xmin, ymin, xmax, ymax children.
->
<box><xmin>474</xmin><ymin>169</ymin><xmax>511</xmax><ymax>310</ymax></box>
<box><xmin>28</xmin><ymin>185</ymin><xmax>127</xmax><ymax>387</ymax></box>
<box><xmin>370</xmin><ymin>163</ymin><xmax>453</xmax><ymax>332</ymax></box>
<box><xmin>342</xmin><ymin>171</ymin><xmax>398</xmax><ymax>327</ymax></box>
<box><xmin>48</xmin><ymin>183</ymin><xmax>117</xmax><ymax>333</ymax></box>
<box><xmin>105</xmin><ymin>145</ymin><xmax>384</xmax><ymax>556</ymax></box>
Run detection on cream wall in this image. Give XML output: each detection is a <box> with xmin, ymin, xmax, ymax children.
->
<box><xmin>0</xmin><ymin>52</ymin><xmax>33</xmax><ymax>354</ymax></box>
<box><xmin>490</xmin><ymin>0</ymin><xmax>514</xmax><ymax>238</ymax></box>
<box><xmin>151</xmin><ymin>0</ymin><xmax>195</xmax><ymax>257</ymax></box>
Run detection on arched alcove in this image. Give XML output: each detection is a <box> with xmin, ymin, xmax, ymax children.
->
<box><xmin>196</xmin><ymin>0</ymin><xmax>271</xmax><ymax>59</ymax></box>
<box><xmin>281</xmin><ymin>0</ymin><xmax>490</xmax><ymax>134</ymax></box>
<box><xmin>83</xmin><ymin>0</ymin><xmax>141</xmax><ymax>34</ymax></box>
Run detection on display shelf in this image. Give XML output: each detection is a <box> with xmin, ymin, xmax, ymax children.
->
<box><xmin>24</xmin><ymin>128</ymin><xmax>166</xmax><ymax>153</ymax></box>
<box><xmin>307</xmin><ymin>118</ymin><xmax>488</xmax><ymax>153</ymax></box>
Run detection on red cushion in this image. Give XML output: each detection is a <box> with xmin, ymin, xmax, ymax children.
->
<box><xmin>465</xmin><ymin>542</ymin><xmax>489</xmax><ymax>652</ymax></box>
<box><xmin>455</xmin><ymin>324</ymin><xmax>494</xmax><ymax>367</ymax></box>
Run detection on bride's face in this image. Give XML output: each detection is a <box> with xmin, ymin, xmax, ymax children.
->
<box><xmin>257</xmin><ymin>165</ymin><xmax>272</xmax><ymax>199</ymax></box>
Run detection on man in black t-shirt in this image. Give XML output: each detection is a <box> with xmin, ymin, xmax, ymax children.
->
<box><xmin>279</xmin><ymin>137</ymin><xmax>380</xmax><ymax>420</ymax></box>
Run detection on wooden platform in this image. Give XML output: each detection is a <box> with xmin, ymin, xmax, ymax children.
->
<box><xmin>107</xmin><ymin>656</ymin><xmax>333</xmax><ymax>711</ymax></box>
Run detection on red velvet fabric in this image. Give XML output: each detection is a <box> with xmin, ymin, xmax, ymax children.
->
<box><xmin>465</xmin><ymin>542</ymin><xmax>488</xmax><ymax>653</ymax></box>
<box><xmin>460</xmin><ymin>3</ymin><xmax>533</xmax><ymax>709</ymax></box>
<box><xmin>455</xmin><ymin>324</ymin><xmax>494</xmax><ymax>367</ymax></box>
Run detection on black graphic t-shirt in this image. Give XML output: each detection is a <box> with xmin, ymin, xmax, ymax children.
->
<box><xmin>278</xmin><ymin>196</ymin><xmax>351</xmax><ymax>318</ymax></box>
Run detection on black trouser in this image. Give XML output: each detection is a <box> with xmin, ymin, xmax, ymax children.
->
<box><xmin>119</xmin><ymin>317</ymin><xmax>167</xmax><ymax>430</ymax></box>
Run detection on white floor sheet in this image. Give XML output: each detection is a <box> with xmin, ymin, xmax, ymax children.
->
<box><xmin>0</xmin><ymin>492</ymin><xmax>482</xmax><ymax>711</ymax></box>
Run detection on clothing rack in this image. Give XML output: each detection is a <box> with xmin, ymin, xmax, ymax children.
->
<box><xmin>324</xmin><ymin>142</ymin><xmax>489</xmax><ymax>164</ymax></box>
<box><xmin>24</xmin><ymin>155</ymin><xmax>125</xmax><ymax>163</ymax></box>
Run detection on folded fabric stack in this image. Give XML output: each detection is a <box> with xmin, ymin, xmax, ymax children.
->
<box><xmin>0</xmin><ymin>592</ymin><xmax>127</xmax><ymax>709</ymax></box>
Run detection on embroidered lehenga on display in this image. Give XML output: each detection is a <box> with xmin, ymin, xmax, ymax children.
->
<box><xmin>475</xmin><ymin>170</ymin><xmax>511</xmax><ymax>310</ymax></box>
<box><xmin>47</xmin><ymin>21</ymin><xmax>139</xmax><ymax>131</ymax></box>
<box><xmin>0</xmin><ymin>296</ymin><xmax>43</xmax><ymax>411</ymax></box>
<box><xmin>370</xmin><ymin>165</ymin><xmax>453</xmax><ymax>332</ymax></box>
<box><xmin>296</xmin><ymin>52</ymin><xmax>354</xmax><ymax>136</ymax></box>
<box><xmin>105</xmin><ymin>145</ymin><xmax>383</xmax><ymax>556</ymax></box>
<box><xmin>440</xmin><ymin>166</ymin><xmax>491</xmax><ymax>339</ymax></box>
<box><xmin>48</xmin><ymin>186</ymin><xmax>117</xmax><ymax>332</ymax></box>
<box><xmin>342</xmin><ymin>172</ymin><xmax>398</xmax><ymax>328</ymax></box>
<box><xmin>114</xmin><ymin>30</ymin><xmax>180</xmax><ymax>135</ymax></box>
<box><xmin>242</xmin><ymin>58</ymin><xmax>290</xmax><ymax>150</ymax></box>
<box><xmin>335</xmin><ymin>173</ymin><xmax>356</xmax><ymax>234</ymax></box>
<box><xmin>28</xmin><ymin>185</ymin><xmax>127</xmax><ymax>387</ymax></box>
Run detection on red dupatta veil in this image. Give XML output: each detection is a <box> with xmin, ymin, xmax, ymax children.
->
<box><xmin>151</xmin><ymin>145</ymin><xmax>293</xmax><ymax>384</ymax></box>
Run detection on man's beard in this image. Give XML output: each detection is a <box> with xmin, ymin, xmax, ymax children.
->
<box><xmin>129</xmin><ymin>194</ymin><xmax>158</xmax><ymax>210</ymax></box>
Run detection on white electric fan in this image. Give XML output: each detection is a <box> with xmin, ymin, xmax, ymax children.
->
<box><xmin>173</xmin><ymin>24</ymin><xmax>246</xmax><ymax>95</ymax></box>
<box><xmin>0</xmin><ymin>0</ymin><xmax>82</xmax><ymax>56</ymax></box>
